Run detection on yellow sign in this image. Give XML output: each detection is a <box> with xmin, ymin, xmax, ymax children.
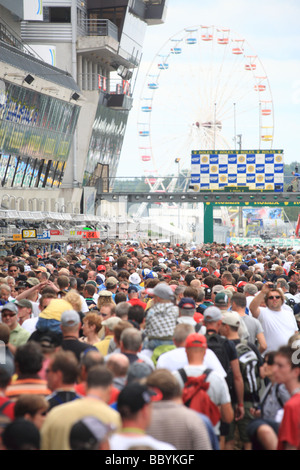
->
<box><xmin>22</xmin><ymin>229</ymin><xmax>37</xmax><ymax>239</ymax></box>
<box><xmin>13</xmin><ymin>234</ymin><xmax>22</xmax><ymax>241</ymax></box>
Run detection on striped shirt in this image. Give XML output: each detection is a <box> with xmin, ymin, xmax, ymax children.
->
<box><xmin>5</xmin><ymin>378</ymin><xmax>51</xmax><ymax>400</ymax></box>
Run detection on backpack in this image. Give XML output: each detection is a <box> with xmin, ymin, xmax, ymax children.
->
<box><xmin>178</xmin><ymin>368</ymin><xmax>221</xmax><ymax>426</ymax></box>
<box><xmin>205</xmin><ymin>332</ymin><xmax>234</xmax><ymax>393</ymax></box>
<box><xmin>235</xmin><ymin>341</ymin><xmax>262</xmax><ymax>404</ymax></box>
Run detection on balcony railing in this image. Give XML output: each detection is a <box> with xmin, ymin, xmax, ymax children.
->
<box><xmin>0</xmin><ymin>20</ymin><xmax>39</xmax><ymax>59</ymax></box>
<box><xmin>77</xmin><ymin>19</ymin><xmax>119</xmax><ymax>41</ymax></box>
<box><xmin>78</xmin><ymin>73</ymin><xmax>132</xmax><ymax>95</ymax></box>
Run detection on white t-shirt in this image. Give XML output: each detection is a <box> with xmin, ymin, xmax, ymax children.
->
<box><xmin>80</xmin><ymin>295</ymin><xmax>89</xmax><ymax>313</ymax></box>
<box><xmin>21</xmin><ymin>317</ymin><xmax>38</xmax><ymax>334</ymax></box>
<box><xmin>109</xmin><ymin>433</ymin><xmax>176</xmax><ymax>450</ymax></box>
<box><xmin>173</xmin><ymin>364</ymin><xmax>231</xmax><ymax>436</ymax></box>
<box><xmin>257</xmin><ymin>306</ymin><xmax>298</xmax><ymax>353</ymax></box>
<box><xmin>156</xmin><ymin>347</ymin><xmax>227</xmax><ymax>378</ymax></box>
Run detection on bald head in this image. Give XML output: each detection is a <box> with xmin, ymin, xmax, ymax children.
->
<box><xmin>106</xmin><ymin>353</ymin><xmax>130</xmax><ymax>377</ymax></box>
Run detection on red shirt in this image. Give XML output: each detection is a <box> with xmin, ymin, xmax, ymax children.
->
<box><xmin>277</xmin><ymin>393</ymin><xmax>300</xmax><ymax>450</ymax></box>
<box><xmin>127</xmin><ymin>298</ymin><xmax>147</xmax><ymax>310</ymax></box>
<box><xmin>74</xmin><ymin>382</ymin><xmax>120</xmax><ymax>405</ymax></box>
<box><xmin>0</xmin><ymin>397</ymin><xmax>15</xmax><ymax>420</ymax></box>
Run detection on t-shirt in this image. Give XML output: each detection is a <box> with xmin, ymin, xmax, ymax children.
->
<box><xmin>257</xmin><ymin>306</ymin><xmax>298</xmax><ymax>353</ymax></box>
<box><xmin>156</xmin><ymin>347</ymin><xmax>226</xmax><ymax>378</ymax></box>
<box><xmin>127</xmin><ymin>298</ymin><xmax>147</xmax><ymax>310</ymax></box>
<box><xmin>9</xmin><ymin>324</ymin><xmax>31</xmax><ymax>348</ymax></box>
<box><xmin>46</xmin><ymin>390</ymin><xmax>82</xmax><ymax>411</ymax></box>
<box><xmin>240</xmin><ymin>314</ymin><xmax>264</xmax><ymax>346</ymax></box>
<box><xmin>61</xmin><ymin>338</ymin><xmax>98</xmax><ymax>362</ymax></box>
<box><xmin>21</xmin><ymin>317</ymin><xmax>38</xmax><ymax>334</ymax></box>
<box><xmin>109</xmin><ymin>432</ymin><xmax>176</xmax><ymax>450</ymax></box>
<box><xmin>277</xmin><ymin>393</ymin><xmax>300</xmax><ymax>450</ymax></box>
<box><xmin>94</xmin><ymin>335</ymin><xmax>114</xmax><ymax>356</ymax></box>
<box><xmin>173</xmin><ymin>364</ymin><xmax>231</xmax><ymax>435</ymax></box>
<box><xmin>41</xmin><ymin>396</ymin><xmax>122</xmax><ymax>450</ymax></box>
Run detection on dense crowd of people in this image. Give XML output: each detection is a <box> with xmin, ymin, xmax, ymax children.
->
<box><xmin>0</xmin><ymin>239</ymin><xmax>299</xmax><ymax>451</ymax></box>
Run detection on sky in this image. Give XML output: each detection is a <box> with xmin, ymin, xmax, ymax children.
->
<box><xmin>116</xmin><ymin>0</ymin><xmax>300</xmax><ymax>179</ymax></box>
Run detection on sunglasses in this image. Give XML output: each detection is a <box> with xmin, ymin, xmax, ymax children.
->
<box><xmin>268</xmin><ymin>296</ymin><xmax>281</xmax><ymax>300</ymax></box>
<box><xmin>119</xmin><ymin>287</ymin><xmax>128</xmax><ymax>291</ymax></box>
<box><xmin>2</xmin><ymin>312</ymin><xmax>16</xmax><ymax>318</ymax></box>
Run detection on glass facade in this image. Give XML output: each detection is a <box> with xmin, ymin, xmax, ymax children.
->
<box><xmin>83</xmin><ymin>99</ymin><xmax>128</xmax><ymax>187</ymax></box>
<box><xmin>0</xmin><ymin>79</ymin><xmax>79</xmax><ymax>188</ymax></box>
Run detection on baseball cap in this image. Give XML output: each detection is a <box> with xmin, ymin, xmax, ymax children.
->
<box><xmin>99</xmin><ymin>290</ymin><xmax>113</xmax><ymax>297</ymax></box>
<box><xmin>0</xmin><ymin>302</ymin><xmax>18</xmax><ymax>314</ymax></box>
<box><xmin>97</xmin><ymin>265</ymin><xmax>106</xmax><ymax>272</ymax></box>
<box><xmin>203</xmin><ymin>306</ymin><xmax>223</xmax><ymax>322</ymax></box>
<box><xmin>105</xmin><ymin>277</ymin><xmax>118</xmax><ymax>288</ymax></box>
<box><xmin>34</xmin><ymin>266</ymin><xmax>48</xmax><ymax>273</ymax></box>
<box><xmin>222</xmin><ymin>311</ymin><xmax>241</xmax><ymax>328</ymax></box>
<box><xmin>127</xmin><ymin>362</ymin><xmax>153</xmax><ymax>384</ymax></box>
<box><xmin>178</xmin><ymin>297</ymin><xmax>196</xmax><ymax>309</ymax></box>
<box><xmin>144</xmin><ymin>271</ymin><xmax>158</xmax><ymax>280</ymax></box>
<box><xmin>271</xmin><ymin>264</ymin><xmax>280</xmax><ymax>271</ymax></box>
<box><xmin>70</xmin><ymin>416</ymin><xmax>114</xmax><ymax>451</ymax></box>
<box><xmin>193</xmin><ymin>311</ymin><xmax>204</xmax><ymax>323</ymax></box>
<box><xmin>61</xmin><ymin>310</ymin><xmax>80</xmax><ymax>327</ymax></box>
<box><xmin>214</xmin><ymin>292</ymin><xmax>230</xmax><ymax>306</ymax></box>
<box><xmin>185</xmin><ymin>333</ymin><xmax>207</xmax><ymax>349</ymax></box>
<box><xmin>128</xmin><ymin>285</ymin><xmax>139</xmax><ymax>294</ymax></box>
<box><xmin>101</xmin><ymin>316</ymin><xmax>122</xmax><ymax>331</ymax></box>
<box><xmin>129</xmin><ymin>273</ymin><xmax>141</xmax><ymax>285</ymax></box>
<box><xmin>26</xmin><ymin>278</ymin><xmax>40</xmax><ymax>287</ymax></box>
<box><xmin>15</xmin><ymin>299</ymin><xmax>32</xmax><ymax>309</ymax></box>
<box><xmin>147</xmin><ymin>282</ymin><xmax>174</xmax><ymax>301</ymax></box>
<box><xmin>237</xmin><ymin>281</ymin><xmax>247</xmax><ymax>289</ymax></box>
<box><xmin>212</xmin><ymin>285</ymin><xmax>224</xmax><ymax>294</ymax></box>
<box><xmin>239</xmin><ymin>264</ymin><xmax>248</xmax><ymax>272</ymax></box>
<box><xmin>141</xmin><ymin>268</ymin><xmax>151</xmax><ymax>278</ymax></box>
<box><xmin>117</xmin><ymin>382</ymin><xmax>156</xmax><ymax>413</ymax></box>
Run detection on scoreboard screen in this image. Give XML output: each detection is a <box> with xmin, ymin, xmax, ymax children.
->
<box><xmin>190</xmin><ymin>150</ymin><xmax>284</xmax><ymax>191</ymax></box>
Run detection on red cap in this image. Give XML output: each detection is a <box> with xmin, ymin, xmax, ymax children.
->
<box><xmin>237</xmin><ymin>281</ymin><xmax>247</xmax><ymax>288</ymax></box>
<box><xmin>193</xmin><ymin>312</ymin><xmax>204</xmax><ymax>324</ymax></box>
<box><xmin>97</xmin><ymin>265</ymin><xmax>106</xmax><ymax>272</ymax></box>
<box><xmin>185</xmin><ymin>333</ymin><xmax>207</xmax><ymax>349</ymax></box>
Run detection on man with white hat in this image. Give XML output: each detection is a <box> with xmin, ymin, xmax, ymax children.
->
<box><xmin>128</xmin><ymin>272</ymin><xmax>143</xmax><ymax>292</ymax></box>
<box><xmin>94</xmin><ymin>317</ymin><xmax>122</xmax><ymax>356</ymax></box>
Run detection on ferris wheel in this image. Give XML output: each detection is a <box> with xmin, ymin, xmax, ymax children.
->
<box><xmin>137</xmin><ymin>25</ymin><xmax>274</xmax><ymax>193</ymax></box>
